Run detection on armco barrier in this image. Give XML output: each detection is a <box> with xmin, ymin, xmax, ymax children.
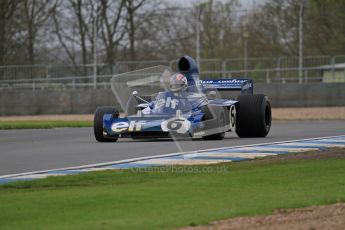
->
<box><xmin>0</xmin><ymin>83</ymin><xmax>345</xmax><ymax>115</ymax></box>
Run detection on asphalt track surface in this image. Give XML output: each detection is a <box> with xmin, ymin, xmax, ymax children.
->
<box><xmin>0</xmin><ymin>120</ymin><xmax>344</xmax><ymax>176</ymax></box>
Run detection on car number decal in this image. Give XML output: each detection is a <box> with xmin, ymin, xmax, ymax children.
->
<box><xmin>229</xmin><ymin>105</ymin><xmax>236</xmax><ymax>131</ymax></box>
<box><xmin>161</xmin><ymin>117</ymin><xmax>191</xmax><ymax>134</ymax></box>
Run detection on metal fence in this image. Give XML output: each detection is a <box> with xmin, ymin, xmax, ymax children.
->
<box><xmin>0</xmin><ymin>60</ymin><xmax>169</xmax><ymax>81</ymax></box>
<box><xmin>0</xmin><ymin>56</ymin><xmax>344</xmax><ymax>90</ymax></box>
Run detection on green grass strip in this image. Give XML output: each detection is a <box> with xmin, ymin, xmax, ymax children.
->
<box><xmin>0</xmin><ymin>120</ymin><xmax>92</xmax><ymax>129</ymax></box>
<box><xmin>1</xmin><ymin>157</ymin><xmax>345</xmax><ymax>230</ymax></box>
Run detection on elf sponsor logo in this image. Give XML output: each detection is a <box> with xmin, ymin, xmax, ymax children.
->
<box><xmin>156</xmin><ymin>97</ymin><xmax>180</xmax><ymax>109</ymax></box>
<box><xmin>111</xmin><ymin>121</ymin><xmax>146</xmax><ymax>133</ymax></box>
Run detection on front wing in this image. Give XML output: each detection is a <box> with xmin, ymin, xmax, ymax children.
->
<box><xmin>103</xmin><ymin>113</ymin><xmax>230</xmax><ymax>138</ymax></box>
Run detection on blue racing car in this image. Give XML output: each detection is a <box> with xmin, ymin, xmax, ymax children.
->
<box><xmin>93</xmin><ymin>56</ymin><xmax>271</xmax><ymax>142</ymax></box>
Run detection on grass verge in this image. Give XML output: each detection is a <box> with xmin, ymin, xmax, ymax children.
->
<box><xmin>1</xmin><ymin>150</ymin><xmax>345</xmax><ymax>230</ymax></box>
<box><xmin>0</xmin><ymin>120</ymin><xmax>92</xmax><ymax>129</ymax></box>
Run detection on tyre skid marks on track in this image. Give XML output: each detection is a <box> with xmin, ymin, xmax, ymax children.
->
<box><xmin>235</xmin><ymin>146</ymin><xmax>321</xmax><ymax>152</ymax></box>
<box><xmin>186</xmin><ymin>152</ymin><xmax>278</xmax><ymax>159</ymax></box>
<box><xmin>0</xmin><ymin>135</ymin><xmax>344</xmax><ymax>184</ymax></box>
<box><xmin>129</xmin><ymin>158</ymin><xmax>232</xmax><ymax>166</ymax></box>
<box><xmin>277</xmin><ymin>142</ymin><xmax>345</xmax><ymax>147</ymax></box>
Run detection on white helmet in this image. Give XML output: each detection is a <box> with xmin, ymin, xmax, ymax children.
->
<box><xmin>169</xmin><ymin>73</ymin><xmax>188</xmax><ymax>92</ymax></box>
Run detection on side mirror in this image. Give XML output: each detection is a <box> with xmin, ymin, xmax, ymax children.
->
<box><xmin>132</xmin><ymin>91</ymin><xmax>149</xmax><ymax>103</ymax></box>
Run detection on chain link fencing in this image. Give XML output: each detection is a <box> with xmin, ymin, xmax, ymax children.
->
<box><xmin>0</xmin><ymin>56</ymin><xmax>344</xmax><ymax>90</ymax></box>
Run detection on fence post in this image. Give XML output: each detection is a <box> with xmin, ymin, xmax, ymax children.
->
<box><xmin>266</xmin><ymin>70</ymin><xmax>271</xmax><ymax>84</ymax></box>
<box><xmin>226</xmin><ymin>59</ymin><xmax>232</xmax><ymax>79</ymax></box>
<box><xmin>276</xmin><ymin>57</ymin><xmax>281</xmax><ymax>80</ymax></box>
<box><xmin>46</xmin><ymin>65</ymin><xmax>49</xmax><ymax>79</ymax></box>
<box><xmin>221</xmin><ymin>60</ymin><xmax>226</xmax><ymax>79</ymax></box>
<box><xmin>169</xmin><ymin>60</ymin><xmax>176</xmax><ymax>70</ymax></box>
<box><xmin>331</xmin><ymin>56</ymin><xmax>335</xmax><ymax>81</ymax></box>
<box><xmin>93</xmin><ymin>64</ymin><xmax>97</xmax><ymax>89</ymax></box>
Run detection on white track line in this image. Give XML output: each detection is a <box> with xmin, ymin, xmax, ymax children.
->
<box><xmin>1</xmin><ymin>134</ymin><xmax>344</xmax><ymax>179</ymax></box>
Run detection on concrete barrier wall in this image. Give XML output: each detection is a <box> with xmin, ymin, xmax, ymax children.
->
<box><xmin>1</xmin><ymin>83</ymin><xmax>344</xmax><ymax>115</ymax></box>
<box><xmin>255</xmin><ymin>83</ymin><xmax>345</xmax><ymax>107</ymax></box>
<box><xmin>0</xmin><ymin>89</ymin><xmax>119</xmax><ymax>115</ymax></box>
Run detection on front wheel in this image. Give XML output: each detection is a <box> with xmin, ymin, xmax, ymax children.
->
<box><xmin>93</xmin><ymin>106</ymin><xmax>119</xmax><ymax>142</ymax></box>
<box><xmin>235</xmin><ymin>94</ymin><xmax>272</xmax><ymax>138</ymax></box>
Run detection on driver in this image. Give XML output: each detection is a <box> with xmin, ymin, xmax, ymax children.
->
<box><xmin>169</xmin><ymin>73</ymin><xmax>188</xmax><ymax>95</ymax></box>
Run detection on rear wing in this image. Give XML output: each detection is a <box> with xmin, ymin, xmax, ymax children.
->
<box><xmin>200</xmin><ymin>79</ymin><xmax>253</xmax><ymax>95</ymax></box>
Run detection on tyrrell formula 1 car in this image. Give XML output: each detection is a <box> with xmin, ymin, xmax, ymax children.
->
<box><xmin>93</xmin><ymin>56</ymin><xmax>271</xmax><ymax>142</ymax></box>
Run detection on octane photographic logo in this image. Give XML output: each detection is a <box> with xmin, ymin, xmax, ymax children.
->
<box><xmin>111</xmin><ymin>121</ymin><xmax>145</xmax><ymax>133</ymax></box>
<box><xmin>131</xmin><ymin>165</ymin><xmax>229</xmax><ymax>174</ymax></box>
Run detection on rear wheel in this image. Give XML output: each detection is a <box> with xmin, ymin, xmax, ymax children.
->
<box><xmin>235</xmin><ymin>94</ymin><xmax>271</xmax><ymax>137</ymax></box>
<box><xmin>94</xmin><ymin>106</ymin><xmax>119</xmax><ymax>142</ymax></box>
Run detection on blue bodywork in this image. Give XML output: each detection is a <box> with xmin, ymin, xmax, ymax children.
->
<box><xmin>103</xmin><ymin>82</ymin><xmax>252</xmax><ymax>137</ymax></box>
<box><xmin>104</xmin><ymin>56</ymin><xmax>253</xmax><ymax>138</ymax></box>
<box><xmin>178</xmin><ymin>55</ymin><xmax>200</xmax><ymax>87</ymax></box>
<box><xmin>104</xmin><ymin>91</ymin><xmax>208</xmax><ymax>136</ymax></box>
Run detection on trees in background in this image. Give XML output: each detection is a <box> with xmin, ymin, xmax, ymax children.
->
<box><xmin>21</xmin><ymin>0</ymin><xmax>57</xmax><ymax>64</ymax></box>
<box><xmin>0</xmin><ymin>0</ymin><xmax>19</xmax><ymax>65</ymax></box>
<box><xmin>244</xmin><ymin>0</ymin><xmax>345</xmax><ymax>57</ymax></box>
<box><xmin>0</xmin><ymin>0</ymin><xmax>344</xmax><ymax>66</ymax></box>
<box><xmin>100</xmin><ymin>0</ymin><xmax>126</xmax><ymax>71</ymax></box>
<box><xmin>124</xmin><ymin>0</ymin><xmax>146</xmax><ymax>61</ymax></box>
<box><xmin>245</xmin><ymin>0</ymin><xmax>301</xmax><ymax>57</ymax></box>
<box><xmin>199</xmin><ymin>0</ymin><xmax>239</xmax><ymax>59</ymax></box>
<box><xmin>305</xmin><ymin>0</ymin><xmax>345</xmax><ymax>55</ymax></box>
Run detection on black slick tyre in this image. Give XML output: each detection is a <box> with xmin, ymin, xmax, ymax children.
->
<box><xmin>94</xmin><ymin>106</ymin><xmax>119</xmax><ymax>142</ymax></box>
<box><xmin>235</xmin><ymin>94</ymin><xmax>271</xmax><ymax>137</ymax></box>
